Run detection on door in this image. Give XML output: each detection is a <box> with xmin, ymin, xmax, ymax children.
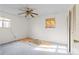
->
<box><xmin>69</xmin><ymin>5</ymin><xmax>77</xmax><ymax>54</ymax></box>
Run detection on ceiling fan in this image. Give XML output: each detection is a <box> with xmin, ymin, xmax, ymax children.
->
<box><xmin>19</xmin><ymin>7</ymin><xmax>38</xmax><ymax>18</ymax></box>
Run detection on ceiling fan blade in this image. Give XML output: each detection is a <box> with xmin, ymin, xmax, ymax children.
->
<box><xmin>30</xmin><ymin>9</ymin><xmax>33</xmax><ymax>11</ymax></box>
<box><xmin>32</xmin><ymin>13</ymin><xmax>38</xmax><ymax>15</ymax></box>
<box><xmin>31</xmin><ymin>14</ymin><xmax>34</xmax><ymax>17</ymax></box>
<box><xmin>27</xmin><ymin>8</ymin><xmax>31</xmax><ymax>10</ymax></box>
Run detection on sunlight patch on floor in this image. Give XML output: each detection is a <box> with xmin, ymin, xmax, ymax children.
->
<box><xmin>38</xmin><ymin>45</ymin><xmax>57</xmax><ymax>48</ymax></box>
<box><xmin>34</xmin><ymin>44</ymin><xmax>68</xmax><ymax>54</ymax></box>
<box><xmin>34</xmin><ymin>48</ymin><xmax>56</xmax><ymax>52</ymax></box>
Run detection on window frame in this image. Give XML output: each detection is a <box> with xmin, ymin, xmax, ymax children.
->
<box><xmin>0</xmin><ymin>17</ymin><xmax>11</xmax><ymax>28</ymax></box>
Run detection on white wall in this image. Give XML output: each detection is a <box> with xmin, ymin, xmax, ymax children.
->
<box><xmin>0</xmin><ymin>5</ymin><xmax>69</xmax><ymax>45</ymax></box>
<box><xmin>0</xmin><ymin>11</ymin><xmax>28</xmax><ymax>44</ymax></box>
<box><xmin>28</xmin><ymin>12</ymin><xmax>68</xmax><ymax>44</ymax></box>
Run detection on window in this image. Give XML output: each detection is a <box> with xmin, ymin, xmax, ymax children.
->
<box><xmin>0</xmin><ymin>21</ymin><xmax>2</xmax><ymax>27</ymax></box>
<box><xmin>0</xmin><ymin>16</ymin><xmax>11</xmax><ymax>28</ymax></box>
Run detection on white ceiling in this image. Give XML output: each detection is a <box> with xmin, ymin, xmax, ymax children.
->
<box><xmin>0</xmin><ymin>4</ymin><xmax>73</xmax><ymax>17</ymax></box>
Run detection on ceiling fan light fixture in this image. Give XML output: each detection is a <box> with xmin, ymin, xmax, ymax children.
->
<box><xmin>19</xmin><ymin>7</ymin><xmax>38</xmax><ymax>18</ymax></box>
